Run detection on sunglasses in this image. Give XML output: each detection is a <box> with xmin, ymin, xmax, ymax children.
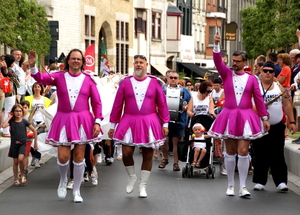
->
<box><xmin>262</xmin><ymin>69</ymin><xmax>274</xmax><ymax>73</ymax></box>
<box><xmin>206</xmin><ymin>90</ymin><xmax>213</xmax><ymax>93</ymax></box>
<box><xmin>186</xmin><ymin>84</ymin><xmax>192</xmax><ymax>86</ymax></box>
<box><xmin>170</xmin><ymin>76</ymin><xmax>178</xmax><ymax>80</ymax></box>
<box><xmin>232</xmin><ymin>59</ymin><xmax>243</xmax><ymax>63</ymax></box>
<box><xmin>134</xmin><ymin>55</ymin><xmax>147</xmax><ymax>61</ymax></box>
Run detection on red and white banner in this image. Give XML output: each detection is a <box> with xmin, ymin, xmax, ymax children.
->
<box><xmin>84</xmin><ymin>44</ymin><xmax>95</xmax><ymax>74</ymax></box>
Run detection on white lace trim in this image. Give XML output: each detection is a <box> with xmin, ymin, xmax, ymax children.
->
<box><xmin>113</xmin><ymin>139</ymin><xmax>165</xmax><ymax>150</ymax></box>
<box><xmin>115</xmin><ymin>127</ymin><xmax>165</xmax><ymax>150</ymax></box>
<box><xmin>209</xmin><ymin>119</ymin><xmax>266</xmax><ymax>140</ymax></box>
<box><xmin>46</xmin><ymin>124</ymin><xmax>102</xmax><ymax>146</ymax></box>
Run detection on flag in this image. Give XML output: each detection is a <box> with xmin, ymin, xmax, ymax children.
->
<box><xmin>84</xmin><ymin>44</ymin><xmax>95</xmax><ymax>74</ymax></box>
<box><xmin>100</xmin><ymin>38</ymin><xmax>110</xmax><ymax>77</ymax></box>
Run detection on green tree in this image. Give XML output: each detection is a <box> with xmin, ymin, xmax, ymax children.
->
<box><xmin>0</xmin><ymin>1</ymin><xmax>18</xmax><ymax>47</ymax></box>
<box><xmin>241</xmin><ymin>0</ymin><xmax>300</xmax><ymax>58</ymax></box>
<box><xmin>0</xmin><ymin>0</ymin><xmax>51</xmax><ymax>55</ymax></box>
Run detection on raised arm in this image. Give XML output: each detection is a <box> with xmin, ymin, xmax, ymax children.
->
<box><xmin>213</xmin><ymin>33</ymin><xmax>230</xmax><ymax>80</ymax></box>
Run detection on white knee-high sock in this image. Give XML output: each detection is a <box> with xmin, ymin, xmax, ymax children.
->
<box><xmin>224</xmin><ymin>153</ymin><xmax>236</xmax><ymax>187</ymax></box>
<box><xmin>237</xmin><ymin>154</ymin><xmax>250</xmax><ymax>188</ymax></box>
<box><xmin>73</xmin><ymin>159</ymin><xmax>86</xmax><ymax>193</ymax></box>
<box><xmin>57</xmin><ymin>159</ymin><xmax>69</xmax><ymax>183</ymax></box>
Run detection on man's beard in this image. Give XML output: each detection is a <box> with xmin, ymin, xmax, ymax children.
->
<box><xmin>232</xmin><ymin>66</ymin><xmax>241</xmax><ymax>71</ymax></box>
<box><xmin>134</xmin><ymin>70</ymin><xmax>143</xmax><ymax>76</ymax></box>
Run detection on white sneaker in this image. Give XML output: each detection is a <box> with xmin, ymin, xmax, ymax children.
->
<box><xmin>226</xmin><ymin>186</ymin><xmax>235</xmax><ymax>196</ymax></box>
<box><xmin>253</xmin><ymin>183</ymin><xmax>265</xmax><ymax>191</ymax></box>
<box><xmin>66</xmin><ymin>181</ymin><xmax>74</xmax><ymax>190</ymax></box>
<box><xmin>31</xmin><ymin>158</ymin><xmax>36</xmax><ymax>166</ymax></box>
<box><xmin>34</xmin><ymin>158</ymin><xmax>41</xmax><ymax>168</ymax></box>
<box><xmin>91</xmin><ymin>172</ymin><xmax>98</xmax><ymax>186</ymax></box>
<box><xmin>277</xmin><ymin>182</ymin><xmax>288</xmax><ymax>192</ymax></box>
<box><xmin>57</xmin><ymin>180</ymin><xmax>67</xmax><ymax>199</ymax></box>
<box><xmin>106</xmin><ymin>158</ymin><xmax>113</xmax><ymax>165</ymax></box>
<box><xmin>221</xmin><ymin>168</ymin><xmax>227</xmax><ymax>176</ymax></box>
<box><xmin>239</xmin><ymin>187</ymin><xmax>251</xmax><ymax>197</ymax></box>
<box><xmin>116</xmin><ymin>155</ymin><xmax>122</xmax><ymax>160</ymax></box>
<box><xmin>73</xmin><ymin>191</ymin><xmax>83</xmax><ymax>203</ymax></box>
<box><xmin>97</xmin><ymin>154</ymin><xmax>103</xmax><ymax>163</ymax></box>
<box><xmin>92</xmin><ymin>167</ymin><xmax>98</xmax><ymax>178</ymax></box>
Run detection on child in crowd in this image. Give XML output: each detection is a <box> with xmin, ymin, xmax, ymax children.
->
<box><xmin>191</xmin><ymin>123</ymin><xmax>209</xmax><ymax>168</ymax></box>
<box><xmin>2</xmin><ymin>104</ymin><xmax>37</xmax><ymax>186</ymax></box>
<box><xmin>20</xmin><ymin>100</ymin><xmax>42</xmax><ymax>175</ymax></box>
<box><xmin>20</xmin><ymin>100</ymin><xmax>32</xmax><ymax>177</ymax></box>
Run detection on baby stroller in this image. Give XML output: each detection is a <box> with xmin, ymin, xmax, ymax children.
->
<box><xmin>179</xmin><ymin>114</ymin><xmax>216</xmax><ymax>178</ymax></box>
<box><xmin>179</xmin><ymin>138</ymin><xmax>215</xmax><ymax>179</ymax></box>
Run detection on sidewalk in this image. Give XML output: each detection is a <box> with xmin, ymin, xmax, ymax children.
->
<box><xmin>0</xmin><ymin>136</ymin><xmax>53</xmax><ymax>193</ymax></box>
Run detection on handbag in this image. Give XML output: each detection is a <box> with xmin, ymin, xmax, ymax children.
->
<box><xmin>293</xmin><ymin>90</ymin><xmax>300</xmax><ymax>106</ymax></box>
<box><xmin>213</xmin><ymin>139</ymin><xmax>223</xmax><ymax>158</ymax></box>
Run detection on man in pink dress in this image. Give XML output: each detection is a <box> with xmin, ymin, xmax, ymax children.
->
<box><xmin>108</xmin><ymin>55</ymin><xmax>169</xmax><ymax>198</ymax></box>
<box><xmin>28</xmin><ymin>49</ymin><xmax>103</xmax><ymax>203</ymax></box>
<box><xmin>208</xmin><ymin>33</ymin><xmax>270</xmax><ymax>198</ymax></box>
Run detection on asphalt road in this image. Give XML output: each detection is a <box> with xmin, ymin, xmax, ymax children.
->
<box><xmin>0</xmin><ymin>151</ymin><xmax>300</xmax><ymax>215</ymax></box>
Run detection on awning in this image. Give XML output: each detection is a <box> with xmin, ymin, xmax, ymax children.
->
<box><xmin>207</xmin><ymin>69</ymin><xmax>220</xmax><ymax>79</ymax></box>
<box><xmin>151</xmin><ymin>64</ymin><xmax>170</xmax><ymax>76</ymax></box>
<box><xmin>179</xmin><ymin>63</ymin><xmax>208</xmax><ymax>77</ymax></box>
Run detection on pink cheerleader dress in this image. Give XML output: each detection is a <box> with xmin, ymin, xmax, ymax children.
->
<box><xmin>32</xmin><ymin>70</ymin><xmax>103</xmax><ymax>146</ymax></box>
<box><xmin>110</xmin><ymin>75</ymin><xmax>170</xmax><ymax>149</ymax></box>
<box><xmin>208</xmin><ymin>51</ymin><xmax>268</xmax><ymax>140</ymax></box>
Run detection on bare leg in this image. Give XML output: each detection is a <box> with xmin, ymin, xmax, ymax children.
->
<box><xmin>122</xmin><ymin>145</ymin><xmax>135</xmax><ymax>166</ymax></box>
<box><xmin>13</xmin><ymin>158</ymin><xmax>19</xmax><ymax>181</ymax></box>
<box><xmin>141</xmin><ymin>147</ymin><xmax>153</xmax><ymax>171</ymax></box>
<box><xmin>18</xmin><ymin>154</ymin><xmax>25</xmax><ymax>178</ymax></box>
<box><xmin>23</xmin><ymin>155</ymin><xmax>29</xmax><ymax>171</ymax></box>
<box><xmin>197</xmin><ymin>148</ymin><xmax>207</xmax><ymax>163</ymax></box>
<box><xmin>193</xmin><ymin>147</ymin><xmax>200</xmax><ymax>162</ymax></box>
<box><xmin>172</xmin><ymin>136</ymin><xmax>183</xmax><ymax>164</ymax></box>
<box><xmin>160</xmin><ymin>137</ymin><xmax>169</xmax><ymax>160</ymax></box>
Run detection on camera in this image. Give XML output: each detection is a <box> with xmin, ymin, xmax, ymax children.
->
<box><xmin>298</xmin><ymin>25</ymin><xmax>300</xmax><ymax>30</ymax></box>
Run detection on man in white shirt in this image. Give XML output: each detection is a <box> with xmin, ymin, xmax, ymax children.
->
<box><xmin>11</xmin><ymin>48</ymin><xmax>26</xmax><ymax>101</ymax></box>
<box><xmin>211</xmin><ymin>78</ymin><xmax>224</xmax><ymax>106</ymax></box>
<box><xmin>252</xmin><ymin>61</ymin><xmax>296</xmax><ymax>192</ymax></box>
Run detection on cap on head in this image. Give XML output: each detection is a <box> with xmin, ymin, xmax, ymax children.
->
<box><xmin>213</xmin><ymin>78</ymin><xmax>222</xmax><ymax>84</ymax></box>
<box><xmin>263</xmin><ymin>61</ymin><xmax>275</xmax><ymax>70</ymax></box>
